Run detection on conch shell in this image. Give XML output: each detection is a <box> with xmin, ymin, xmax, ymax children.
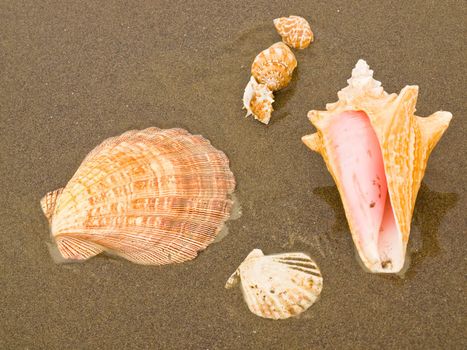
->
<box><xmin>226</xmin><ymin>249</ymin><xmax>323</xmax><ymax>320</ymax></box>
<box><xmin>41</xmin><ymin>127</ymin><xmax>236</xmax><ymax>265</ymax></box>
<box><xmin>243</xmin><ymin>76</ymin><xmax>275</xmax><ymax>124</ymax></box>
<box><xmin>274</xmin><ymin>15</ymin><xmax>313</xmax><ymax>49</ymax></box>
<box><xmin>302</xmin><ymin>60</ymin><xmax>452</xmax><ymax>273</ymax></box>
<box><xmin>251</xmin><ymin>42</ymin><xmax>297</xmax><ymax>92</ymax></box>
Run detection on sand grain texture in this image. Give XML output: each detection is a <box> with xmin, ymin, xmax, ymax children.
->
<box><xmin>1</xmin><ymin>0</ymin><xmax>466</xmax><ymax>349</ymax></box>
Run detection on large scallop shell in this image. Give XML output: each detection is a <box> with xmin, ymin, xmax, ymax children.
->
<box><xmin>302</xmin><ymin>60</ymin><xmax>452</xmax><ymax>273</ymax></box>
<box><xmin>40</xmin><ymin>127</ymin><xmax>236</xmax><ymax>264</ymax></box>
<box><xmin>251</xmin><ymin>42</ymin><xmax>297</xmax><ymax>92</ymax></box>
<box><xmin>225</xmin><ymin>249</ymin><xmax>323</xmax><ymax>320</ymax></box>
<box><xmin>274</xmin><ymin>15</ymin><xmax>313</xmax><ymax>49</ymax></box>
<box><xmin>243</xmin><ymin>76</ymin><xmax>274</xmax><ymax>124</ymax></box>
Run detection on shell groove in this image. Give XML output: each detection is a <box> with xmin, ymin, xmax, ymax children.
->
<box><xmin>302</xmin><ymin>60</ymin><xmax>452</xmax><ymax>273</ymax></box>
<box><xmin>251</xmin><ymin>42</ymin><xmax>297</xmax><ymax>92</ymax></box>
<box><xmin>274</xmin><ymin>15</ymin><xmax>313</xmax><ymax>49</ymax></box>
<box><xmin>41</xmin><ymin>127</ymin><xmax>236</xmax><ymax>265</ymax></box>
<box><xmin>243</xmin><ymin>76</ymin><xmax>274</xmax><ymax>124</ymax></box>
<box><xmin>226</xmin><ymin>249</ymin><xmax>323</xmax><ymax>320</ymax></box>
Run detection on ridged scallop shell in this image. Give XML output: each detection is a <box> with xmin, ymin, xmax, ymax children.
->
<box><xmin>243</xmin><ymin>76</ymin><xmax>274</xmax><ymax>124</ymax></box>
<box><xmin>225</xmin><ymin>249</ymin><xmax>323</xmax><ymax>320</ymax></box>
<box><xmin>274</xmin><ymin>15</ymin><xmax>313</xmax><ymax>49</ymax></box>
<box><xmin>41</xmin><ymin>127</ymin><xmax>236</xmax><ymax>264</ymax></box>
<box><xmin>251</xmin><ymin>42</ymin><xmax>297</xmax><ymax>92</ymax></box>
<box><xmin>302</xmin><ymin>60</ymin><xmax>452</xmax><ymax>273</ymax></box>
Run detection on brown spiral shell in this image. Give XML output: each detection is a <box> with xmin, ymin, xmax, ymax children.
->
<box><xmin>251</xmin><ymin>42</ymin><xmax>297</xmax><ymax>92</ymax></box>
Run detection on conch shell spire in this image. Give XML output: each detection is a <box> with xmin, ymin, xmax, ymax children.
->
<box><xmin>302</xmin><ymin>59</ymin><xmax>452</xmax><ymax>273</ymax></box>
<box><xmin>336</xmin><ymin>59</ymin><xmax>386</xmax><ymax>104</ymax></box>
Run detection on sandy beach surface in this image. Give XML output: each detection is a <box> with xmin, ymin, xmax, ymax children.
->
<box><xmin>1</xmin><ymin>0</ymin><xmax>466</xmax><ymax>348</ymax></box>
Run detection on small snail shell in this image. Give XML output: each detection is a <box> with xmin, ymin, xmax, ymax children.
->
<box><xmin>251</xmin><ymin>42</ymin><xmax>297</xmax><ymax>92</ymax></box>
<box><xmin>243</xmin><ymin>76</ymin><xmax>274</xmax><ymax>125</ymax></box>
<box><xmin>274</xmin><ymin>15</ymin><xmax>313</xmax><ymax>49</ymax></box>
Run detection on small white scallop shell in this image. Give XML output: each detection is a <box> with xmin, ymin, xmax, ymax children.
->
<box><xmin>243</xmin><ymin>76</ymin><xmax>274</xmax><ymax>124</ymax></box>
<box><xmin>225</xmin><ymin>249</ymin><xmax>323</xmax><ymax>320</ymax></box>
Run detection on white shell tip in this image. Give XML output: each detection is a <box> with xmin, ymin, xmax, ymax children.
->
<box><xmin>354</xmin><ymin>59</ymin><xmax>370</xmax><ymax>72</ymax></box>
<box><xmin>242</xmin><ymin>76</ymin><xmax>256</xmax><ymax>115</ymax></box>
<box><xmin>242</xmin><ymin>76</ymin><xmax>274</xmax><ymax>124</ymax></box>
<box><xmin>336</xmin><ymin>59</ymin><xmax>386</xmax><ymax>104</ymax></box>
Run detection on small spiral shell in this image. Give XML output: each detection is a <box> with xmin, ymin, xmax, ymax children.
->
<box><xmin>274</xmin><ymin>15</ymin><xmax>313</xmax><ymax>49</ymax></box>
<box><xmin>243</xmin><ymin>76</ymin><xmax>274</xmax><ymax>124</ymax></box>
<box><xmin>251</xmin><ymin>42</ymin><xmax>297</xmax><ymax>92</ymax></box>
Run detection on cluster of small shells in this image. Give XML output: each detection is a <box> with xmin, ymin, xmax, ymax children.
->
<box><xmin>243</xmin><ymin>16</ymin><xmax>313</xmax><ymax>124</ymax></box>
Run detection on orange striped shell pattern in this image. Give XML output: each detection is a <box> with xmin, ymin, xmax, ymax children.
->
<box><xmin>41</xmin><ymin>127</ymin><xmax>236</xmax><ymax>265</ymax></box>
<box><xmin>274</xmin><ymin>15</ymin><xmax>313</xmax><ymax>50</ymax></box>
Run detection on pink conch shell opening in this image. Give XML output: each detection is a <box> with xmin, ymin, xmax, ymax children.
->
<box><xmin>41</xmin><ymin>127</ymin><xmax>236</xmax><ymax>265</ymax></box>
<box><xmin>326</xmin><ymin>110</ymin><xmax>403</xmax><ymax>269</ymax></box>
<box><xmin>302</xmin><ymin>59</ymin><xmax>452</xmax><ymax>273</ymax></box>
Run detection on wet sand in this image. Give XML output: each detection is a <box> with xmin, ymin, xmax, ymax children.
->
<box><xmin>1</xmin><ymin>1</ymin><xmax>466</xmax><ymax>348</ymax></box>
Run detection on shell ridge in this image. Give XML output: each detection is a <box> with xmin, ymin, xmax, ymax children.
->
<box><xmin>40</xmin><ymin>188</ymin><xmax>64</xmax><ymax>223</ymax></box>
<box><xmin>81</xmin><ymin>229</ymin><xmax>201</xmax><ymax>265</ymax></box>
<box><xmin>65</xmin><ymin>128</ymin><xmax>189</xmax><ymax>190</ymax></box>
<box><xmin>76</xmin><ymin>195</ymin><xmax>233</xmax><ymax>225</ymax></box>
<box><xmin>379</xmin><ymin>85</ymin><xmax>419</xmax><ymax>244</ymax></box>
<box><xmin>55</xmin><ymin>142</ymin><xmax>234</xmax><ymax>221</ymax></box>
<box><xmin>56</xmin><ymin>235</ymin><xmax>104</xmax><ymax>260</ymax></box>
<box><xmin>79</xmin><ymin>201</ymin><xmax>233</xmax><ymax>233</ymax></box>
<box><xmin>57</xmin><ymin>203</ymin><xmax>232</xmax><ymax>259</ymax></box>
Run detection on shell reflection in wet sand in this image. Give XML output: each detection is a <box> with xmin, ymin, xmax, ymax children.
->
<box><xmin>311</xmin><ymin>183</ymin><xmax>457</xmax><ymax>276</ymax></box>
